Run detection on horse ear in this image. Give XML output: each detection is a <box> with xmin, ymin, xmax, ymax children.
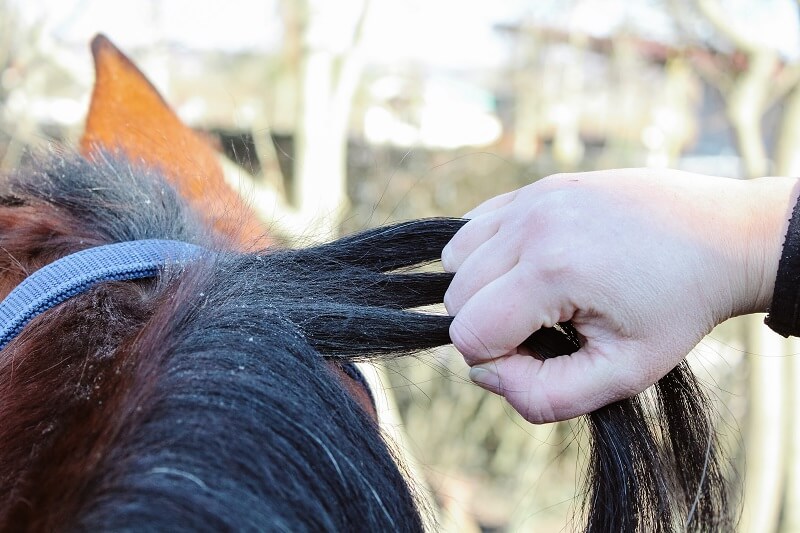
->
<box><xmin>80</xmin><ymin>34</ymin><xmax>265</xmax><ymax>247</ymax></box>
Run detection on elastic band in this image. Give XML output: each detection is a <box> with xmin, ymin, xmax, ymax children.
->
<box><xmin>766</xmin><ymin>193</ymin><xmax>800</xmax><ymax>337</ymax></box>
<box><xmin>0</xmin><ymin>240</ymin><xmax>203</xmax><ymax>350</ymax></box>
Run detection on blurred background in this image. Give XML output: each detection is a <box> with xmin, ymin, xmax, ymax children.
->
<box><xmin>1</xmin><ymin>0</ymin><xmax>799</xmax><ymax>530</ymax></box>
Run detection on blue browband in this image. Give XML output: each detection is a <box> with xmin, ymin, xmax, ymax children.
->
<box><xmin>0</xmin><ymin>240</ymin><xmax>204</xmax><ymax>350</ymax></box>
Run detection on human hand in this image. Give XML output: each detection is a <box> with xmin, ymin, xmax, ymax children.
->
<box><xmin>442</xmin><ymin>169</ymin><xmax>798</xmax><ymax>423</ymax></box>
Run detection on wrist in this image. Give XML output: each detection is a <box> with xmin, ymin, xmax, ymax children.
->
<box><xmin>744</xmin><ymin>176</ymin><xmax>800</xmax><ymax>315</ymax></box>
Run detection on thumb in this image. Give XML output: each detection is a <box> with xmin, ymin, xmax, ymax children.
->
<box><xmin>468</xmin><ymin>346</ymin><xmax>641</xmax><ymax>423</ymax></box>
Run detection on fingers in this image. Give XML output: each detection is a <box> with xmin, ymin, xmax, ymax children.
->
<box><xmin>449</xmin><ymin>265</ymin><xmax>565</xmax><ymax>363</ymax></box>
<box><xmin>468</xmin><ymin>348</ymin><xmax>639</xmax><ymax>423</ymax></box>
<box><xmin>443</xmin><ymin>234</ymin><xmax>520</xmax><ymax>314</ymax></box>
<box><xmin>463</xmin><ymin>189</ymin><xmax>518</xmax><ymax>219</ymax></box>
<box><xmin>441</xmin><ymin>214</ymin><xmax>502</xmax><ymax>273</ymax></box>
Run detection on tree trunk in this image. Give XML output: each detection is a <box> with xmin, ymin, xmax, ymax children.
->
<box><xmin>552</xmin><ymin>33</ymin><xmax>586</xmax><ymax>169</ymax></box>
<box><xmin>290</xmin><ymin>0</ymin><xmax>368</xmax><ymax>240</ymax></box>
<box><xmin>294</xmin><ymin>49</ymin><xmax>349</xmax><ymax>238</ymax></box>
<box><xmin>776</xmin><ymin>83</ymin><xmax>800</xmax><ymax>177</ymax></box>
<box><xmin>780</xmin><ymin>338</ymin><xmax>800</xmax><ymax>532</ymax></box>
<box><xmin>727</xmin><ymin>51</ymin><xmax>778</xmax><ymax>178</ymax></box>
<box><xmin>738</xmin><ymin>317</ymin><xmax>789</xmax><ymax>533</ymax></box>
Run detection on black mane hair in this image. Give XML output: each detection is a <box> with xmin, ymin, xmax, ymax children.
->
<box><xmin>0</xmin><ymin>153</ymin><xmax>731</xmax><ymax>531</ymax></box>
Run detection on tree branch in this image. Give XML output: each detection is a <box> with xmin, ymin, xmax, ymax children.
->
<box><xmin>767</xmin><ymin>62</ymin><xmax>800</xmax><ymax>110</ymax></box>
<box><xmin>686</xmin><ymin>49</ymin><xmax>733</xmax><ymax>93</ymax></box>
<box><xmin>333</xmin><ymin>0</ymin><xmax>370</xmax><ymax>123</ymax></box>
<box><xmin>696</xmin><ymin>0</ymin><xmax>765</xmax><ymax>53</ymax></box>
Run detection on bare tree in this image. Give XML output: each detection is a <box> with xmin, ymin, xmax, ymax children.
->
<box><xmin>670</xmin><ymin>2</ymin><xmax>800</xmax><ymax>530</ymax></box>
<box><xmin>674</xmin><ymin>0</ymin><xmax>800</xmax><ymax>177</ymax></box>
<box><xmin>218</xmin><ymin>0</ymin><xmax>370</xmax><ymax>242</ymax></box>
<box><xmin>278</xmin><ymin>0</ymin><xmax>370</xmax><ymax>239</ymax></box>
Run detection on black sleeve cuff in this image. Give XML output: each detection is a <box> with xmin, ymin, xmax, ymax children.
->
<box><xmin>765</xmin><ymin>192</ymin><xmax>800</xmax><ymax>337</ymax></box>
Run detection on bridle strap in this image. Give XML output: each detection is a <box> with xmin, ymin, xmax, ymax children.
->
<box><xmin>0</xmin><ymin>240</ymin><xmax>204</xmax><ymax>350</ymax></box>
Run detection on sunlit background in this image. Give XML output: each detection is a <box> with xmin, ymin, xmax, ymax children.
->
<box><xmin>2</xmin><ymin>0</ymin><xmax>800</xmax><ymax>531</ymax></box>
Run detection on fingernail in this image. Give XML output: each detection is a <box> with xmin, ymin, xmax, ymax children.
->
<box><xmin>469</xmin><ymin>365</ymin><xmax>500</xmax><ymax>392</ymax></box>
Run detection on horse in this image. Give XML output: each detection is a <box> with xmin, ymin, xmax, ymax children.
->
<box><xmin>0</xmin><ymin>35</ymin><xmax>730</xmax><ymax>532</ymax></box>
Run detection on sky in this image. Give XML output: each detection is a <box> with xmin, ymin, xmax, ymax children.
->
<box><xmin>9</xmin><ymin>0</ymin><xmax>798</xmax><ymax>67</ymax></box>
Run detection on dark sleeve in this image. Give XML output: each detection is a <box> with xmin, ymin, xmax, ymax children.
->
<box><xmin>765</xmin><ymin>193</ymin><xmax>800</xmax><ymax>337</ymax></box>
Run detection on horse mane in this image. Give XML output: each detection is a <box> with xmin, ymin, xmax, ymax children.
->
<box><xmin>0</xmin><ymin>152</ymin><xmax>733</xmax><ymax>532</ymax></box>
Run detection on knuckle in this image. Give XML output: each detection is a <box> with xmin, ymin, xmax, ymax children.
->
<box><xmin>449</xmin><ymin>317</ymin><xmax>491</xmax><ymax>364</ymax></box>
<box><xmin>440</xmin><ymin>245</ymin><xmax>456</xmax><ymax>272</ymax></box>
<box><xmin>441</xmin><ymin>237</ymin><xmax>469</xmax><ymax>272</ymax></box>
<box><xmin>518</xmin><ymin>406</ymin><xmax>550</xmax><ymax>424</ymax></box>
<box><xmin>540</xmin><ymin>189</ymin><xmax>583</xmax><ymax>217</ymax></box>
<box><xmin>442</xmin><ymin>290</ymin><xmax>458</xmax><ymax>315</ymax></box>
<box><xmin>503</xmin><ymin>366</ymin><xmax>560</xmax><ymax>424</ymax></box>
<box><xmin>535</xmin><ymin>247</ymin><xmax>575</xmax><ymax>284</ymax></box>
<box><xmin>510</xmin><ymin>392</ymin><xmax>557</xmax><ymax>424</ymax></box>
